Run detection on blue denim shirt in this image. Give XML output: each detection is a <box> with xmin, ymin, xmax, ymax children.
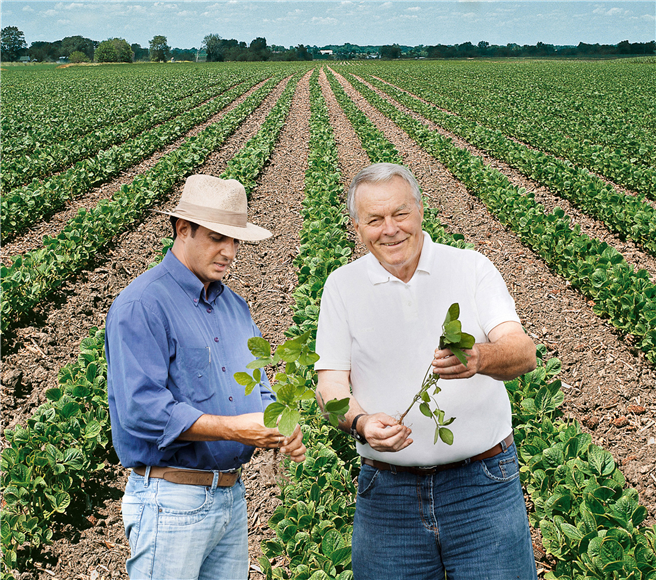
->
<box><xmin>106</xmin><ymin>250</ymin><xmax>275</xmax><ymax>471</ymax></box>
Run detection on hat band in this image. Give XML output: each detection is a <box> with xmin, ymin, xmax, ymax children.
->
<box><xmin>174</xmin><ymin>201</ymin><xmax>248</xmax><ymax>228</ymax></box>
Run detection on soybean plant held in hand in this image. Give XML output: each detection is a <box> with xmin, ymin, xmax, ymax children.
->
<box><xmin>398</xmin><ymin>303</ymin><xmax>475</xmax><ymax>445</ymax></box>
<box><xmin>234</xmin><ymin>331</ymin><xmax>348</xmax><ymax>436</ymax></box>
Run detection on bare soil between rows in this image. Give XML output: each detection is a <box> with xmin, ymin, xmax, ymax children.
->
<box><xmin>3</xmin><ymin>67</ymin><xmax>655</xmax><ymax>579</ymax></box>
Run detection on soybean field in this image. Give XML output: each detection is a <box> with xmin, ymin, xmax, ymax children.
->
<box><xmin>1</xmin><ymin>58</ymin><xmax>656</xmax><ymax>580</ymax></box>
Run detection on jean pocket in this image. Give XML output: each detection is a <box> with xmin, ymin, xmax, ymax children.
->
<box><xmin>156</xmin><ymin>480</ymin><xmax>213</xmax><ymax>526</ymax></box>
<box><xmin>122</xmin><ymin>496</ymin><xmax>145</xmax><ymax>553</ymax></box>
<box><xmin>357</xmin><ymin>464</ymin><xmax>379</xmax><ymax>497</ymax></box>
<box><xmin>480</xmin><ymin>445</ymin><xmax>520</xmax><ymax>483</ymax></box>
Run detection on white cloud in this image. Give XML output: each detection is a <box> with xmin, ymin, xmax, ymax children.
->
<box><xmin>22</xmin><ymin>5</ymin><xmax>35</xmax><ymax>12</ymax></box>
<box><xmin>407</xmin><ymin>6</ymin><xmax>421</xmax><ymax>12</ymax></box>
<box><xmin>311</xmin><ymin>16</ymin><xmax>339</xmax><ymax>25</ymax></box>
<box><xmin>177</xmin><ymin>10</ymin><xmax>194</xmax><ymax>17</ymax></box>
<box><xmin>42</xmin><ymin>9</ymin><xmax>58</xmax><ymax>17</ymax></box>
<box><xmin>57</xmin><ymin>19</ymin><xmax>71</xmax><ymax>25</ymax></box>
<box><xmin>381</xmin><ymin>2</ymin><xmax>392</xmax><ymax>7</ymax></box>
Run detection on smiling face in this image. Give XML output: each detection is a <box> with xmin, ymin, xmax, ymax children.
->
<box><xmin>352</xmin><ymin>176</ymin><xmax>424</xmax><ymax>283</ymax></box>
<box><xmin>172</xmin><ymin>220</ymin><xmax>240</xmax><ymax>291</ymax></box>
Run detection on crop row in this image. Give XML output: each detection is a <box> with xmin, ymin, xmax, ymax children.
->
<box><xmin>356</xmin><ymin>62</ymin><xmax>656</xmax><ymax>199</ymax></box>
<box><xmin>353</xmin><ymin>73</ymin><xmax>656</xmax><ymax>257</ymax></box>
<box><xmin>1</xmin><ymin>72</ymin><xmax>255</xmax><ymax>191</ymax></box>
<box><xmin>1</xmin><ymin>74</ymin><xmax>269</xmax><ymax>242</ymax></box>
<box><xmin>336</xmin><ymin>71</ymin><xmax>656</xmax><ymax>364</ymax></box>
<box><xmin>0</xmin><ymin>75</ymin><xmax>285</xmax><ymax>335</ymax></box>
<box><xmin>0</xmin><ymin>74</ymin><xmax>301</xmax><ymax>580</ymax></box>
<box><xmin>1</xmin><ymin>64</ymin><xmax>255</xmax><ymax>151</ymax></box>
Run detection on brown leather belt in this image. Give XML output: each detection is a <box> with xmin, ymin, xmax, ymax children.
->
<box><xmin>133</xmin><ymin>466</ymin><xmax>240</xmax><ymax>487</ymax></box>
<box><xmin>362</xmin><ymin>432</ymin><xmax>514</xmax><ymax>476</ymax></box>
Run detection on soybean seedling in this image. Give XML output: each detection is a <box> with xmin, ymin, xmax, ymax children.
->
<box><xmin>234</xmin><ymin>331</ymin><xmax>349</xmax><ymax>436</ymax></box>
<box><xmin>397</xmin><ymin>303</ymin><xmax>475</xmax><ymax>445</ymax></box>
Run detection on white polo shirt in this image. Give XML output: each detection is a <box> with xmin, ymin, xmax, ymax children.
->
<box><xmin>315</xmin><ymin>232</ymin><xmax>520</xmax><ymax>466</ymax></box>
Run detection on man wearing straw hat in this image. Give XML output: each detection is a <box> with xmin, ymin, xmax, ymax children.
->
<box><xmin>106</xmin><ymin>174</ymin><xmax>305</xmax><ymax>580</ymax></box>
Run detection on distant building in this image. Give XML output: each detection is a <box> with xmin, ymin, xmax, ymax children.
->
<box><xmin>320</xmin><ymin>49</ymin><xmax>333</xmax><ymax>56</ymax></box>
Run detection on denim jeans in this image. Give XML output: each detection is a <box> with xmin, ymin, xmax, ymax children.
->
<box><xmin>351</xmin><ymin>443</ymin><xmax>537</xmax><ymax>580</ymax></box>
<box><xmin>121</xmin><ymin>469</ymin><xmax>248</xmax><ymax>580</ymax></box>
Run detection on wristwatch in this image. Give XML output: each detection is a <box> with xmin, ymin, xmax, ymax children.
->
<box><xmin>350</xmin><ymin>414</ymin><xmax>368</xmax><ymax>445</ymax></box>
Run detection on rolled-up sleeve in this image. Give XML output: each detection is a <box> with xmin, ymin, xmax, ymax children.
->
<box><xmin>106</xmin><ymin>300</ymin><xmax>203</xmax><ymax>459</ymax></box>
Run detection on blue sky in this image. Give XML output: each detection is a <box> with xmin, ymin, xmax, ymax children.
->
<box><xmin>2</xmin><ymin>1</ymin><xmax>654</xmax><ymax>49</ymax></box>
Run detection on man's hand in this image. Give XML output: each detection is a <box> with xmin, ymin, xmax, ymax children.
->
<box><xmin>431</xmin><ymin>321</ymin><xmax>536</xmax><ymax>382</ymax></box>
<box><xmin>359</xmin><ymin>413</ymin><xmax>413</xmax><ymax>453</ymax></box>
<box><xmin>432</xmin><ymin>346</ymin><xmax>480</xmax><ymax>379</ymax></box>
<box><xmin>178</xmin><ymin>412</ymin><xmax>306</xmax><ymax>462</ymax></box>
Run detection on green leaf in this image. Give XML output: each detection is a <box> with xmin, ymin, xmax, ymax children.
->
<box><xmin>419</xmin><ymin>402</ymin><xmax>432</xmax><ymax>418</ymax></box>
<box><xmin>458</xmin><ymin>332</ymin><xmax>475</xmax><ymax>350</ymax></box>
<box><xmin>450</xmin><ymin>346</ymin><xmax>469</xmax><ymax>367</ymax></box>
<box><xmin>439</xmin><ymin>428</ymin><xmax>454</xmax><ymax>445</ymax></box>
<box><xmin>443</xmin><ymin>320</ymin><xmax>462</xmax><ymax>344</ymax></box>
<box><xmin>445</xmin><ymin>303</ymin><xmax>460</xmax><ymax>324</ymax></box>
<box><xmin>60</xmin><ymin>401</ymin><xmax>80</xmax><ymax>418</ymax></box>
<box><xmin>234</xmin><ymin>372</ymin><xmax>253</xmax><ymax>386</ymax></box>
<box><xmin>324</xmin><ymin>397</ymin><xmax>350</xmax><ymax>415</ymax></box>
<box><xmin>45</xmin><ymin>388</ymin><xmax>62</xmax><ymax>402</ymax></box>
<box><xmin>278</xmin><ymin>407</ymin><xmax>301</xmax><ymax>437</ymax></box>
<box><xmin>247</xmin><ymin>337</ymin><xmax>271</xmax><ymax>358</ymax></box>
<box><xmin>321</xmin><ymin>529</ymin><xmax>344</xmax><ymax>557</ymax></box>
<box><xmin>263</xmin><ymin>402</ymin><xmax>285</xmax><ymax>428</ymax></box>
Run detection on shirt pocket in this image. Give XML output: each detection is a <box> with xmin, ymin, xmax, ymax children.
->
<box><xmin>178</xmin><ymin>346</ymin><xmax>215</xmax><ymax>403</ymax></box>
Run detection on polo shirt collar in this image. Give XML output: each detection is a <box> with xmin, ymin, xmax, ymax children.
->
<box><xmin>366</xmin><ymin>231</ymin><xmax>433</xmax><ymax>285</ymax></box>
<box><xmin>162</xmin><ymin>250</ymin><xmax>224</xmax><ymax>304</ymax></box>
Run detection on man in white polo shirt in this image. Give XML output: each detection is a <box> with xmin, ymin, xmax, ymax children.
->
<box><xmin>315</xmin><ymin>163</ymin><xmax>538</xmax><ymax>579</ymax></box>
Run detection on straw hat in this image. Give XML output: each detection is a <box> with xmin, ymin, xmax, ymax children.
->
<box><xmin>159</xmin><ymin>175</ymin><xmax>271</xmax><ymax>241</ymax></box>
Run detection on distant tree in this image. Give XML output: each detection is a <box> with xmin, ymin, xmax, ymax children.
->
<box><xmin>69</xmin><ymin>50</ymin><xmax>88</xmax><ymax>63</ymax></box>
<box><xmin>296</xmin><ymin>44</ymin><xmax>312</xmax><ymax>61</ymax></box>
<box><xmin>96</xmin><ymin>38</ymin><xmax>132</xmax><ymax>63</ymax></box>
<box><xmin>29</xmin><ymin>40</ymin><xmax>56</xmax><ymax>62</ymax></box>
<box><xmin>248</xmin><ymin>37</ymin><xmax>270</xmax><ymax>60</ymax></box>
<box><xmin>149</xmin><ymin>35</ymin><xmax>171</xmax><ymax>62</ymax></box>
<box><xmin>61</xmin><ymin>35</ymin><xmax>95</xmax><ymax>60</ymax></box>
<box><xmin>131</xmin><ymin>43</ymin><xmax>150</xmax><ymax>61</ymax></box>
<box><xmin>1</xmin><ymin>26</ymin><xmax>28</xmax><ymax>61</ymax></box>
<box><xmin>203</xmin><ymin>34</ymin><xmax>224</xmax><ymax>62</ymax></box>
<box><xmin>380</xmin><ymin>44</ymin><xmax>401</xmax><ymax>59</ymax></box>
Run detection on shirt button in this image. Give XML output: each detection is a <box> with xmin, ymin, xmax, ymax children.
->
<box><xmin>222</xmin><ymin>366</ymin><xmax>226</xmax><ymax>372</ymax></box>
<box><xmin>229</xmin><ymin>396</ymin><xmax>233</xmax><ymax>401</ymax></box>
<box><xmin>206</xmin><ymin>308</ymin><xmax>212</xmax><ymax>313</ymax></box>
<box><xmin>214</xmin><ymin>337</ymin><xmax>219</xmax><ymax>342</ymax></box>
<box><xmin>198</xmin><ymin>373</ymin><xmax>202</xmax><ymax>378</ymax></box>
<box><xmin>193</xmin><ymin>298</ymin><xmax>198</xmax><ymax>303</ymax></box>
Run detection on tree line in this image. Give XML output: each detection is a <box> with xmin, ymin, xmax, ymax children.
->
<box><xmin>1</xmin><ymin>25</ymin><xmax>653</xmax><ymax>64</ymax></box>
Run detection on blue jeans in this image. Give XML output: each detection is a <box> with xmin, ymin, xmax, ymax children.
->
<box><xmin>121</xmin><ymin>469</ymin><xmax>248</xmax><ymax>580</ymax></box>
<box><xmin>351</xmin><ymin>443</ymin><xmax>537</xmax><ymax>580</ymax></box>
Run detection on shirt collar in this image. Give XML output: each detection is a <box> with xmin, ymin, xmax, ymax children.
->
<box><xmin>162</xmin><ymin>250</ymin><xmax>224</xmax><ymax>305</ymax></box>
<box><xmin>366</xmin><ymin>231</ymin><xmax>433</xmax><ymax>285</ymax></box>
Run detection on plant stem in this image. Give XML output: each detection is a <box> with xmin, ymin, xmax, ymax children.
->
<box><xmin>398</xmin><ymin>362</ymin><xmax>438</xmax><ymax>424</ymax></box>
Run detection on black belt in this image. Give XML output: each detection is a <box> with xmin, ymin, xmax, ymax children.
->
<box><xmin>362</xmin><ymin>432</ymin><xmax>514</xmax><ymax>476</ymax></box>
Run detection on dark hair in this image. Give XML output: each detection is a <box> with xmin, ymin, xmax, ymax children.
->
<box><xmin>170</xmin><ymin>216</ymin><xmax>200</xmax><ymax>240</ymax></box>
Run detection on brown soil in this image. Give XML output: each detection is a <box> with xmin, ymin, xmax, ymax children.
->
<box><xmin>3</xmin><ymin>66</ymin><xmax>655</xmax><ymax>580</ymax></box>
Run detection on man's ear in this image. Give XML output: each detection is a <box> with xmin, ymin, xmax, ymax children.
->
<box><xmin>176</xmin><ymin>218</ymin><xmax>191</xmax><ymax>240</ymax></box>
<box><xmin>352</xmin><ymin>218</ymin><xmax>364</xmax><ymax>244</ymax></box>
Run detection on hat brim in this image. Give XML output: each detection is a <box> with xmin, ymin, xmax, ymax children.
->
<box><xmin>156</xmin><ymin>210</ymin><xmax>272</xmax><ymax>242</ymax></box>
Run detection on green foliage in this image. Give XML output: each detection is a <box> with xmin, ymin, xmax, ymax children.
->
<box><xmin>68</xmin><ymin>51</ymin><xmax>88</xmax><ymax>63</ymax></box>
<box><xmin>95</xmin><ymin>38</ymin><xmax>132</xmax><ymax>63</ymax></box>
<box><xmin>149</xmin><ymin>35</ymin><xmax>171</xmax><ymax>62</ymax></box>
<box><xmin>1</xmin><ymin>327</ymin><xmax>108</xmax><ymax>576</ymax></box>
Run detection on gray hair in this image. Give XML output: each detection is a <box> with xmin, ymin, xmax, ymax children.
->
<box><xmin>347</xmin><ymin>163</ymin><xmax>422</xmax><ymax>222</ymax></box>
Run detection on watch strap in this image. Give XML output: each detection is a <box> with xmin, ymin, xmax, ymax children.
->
<box><xmin>350</xmin><ymin>414</ymin><xmax>368</xmax><ymax>444</ymax></box>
